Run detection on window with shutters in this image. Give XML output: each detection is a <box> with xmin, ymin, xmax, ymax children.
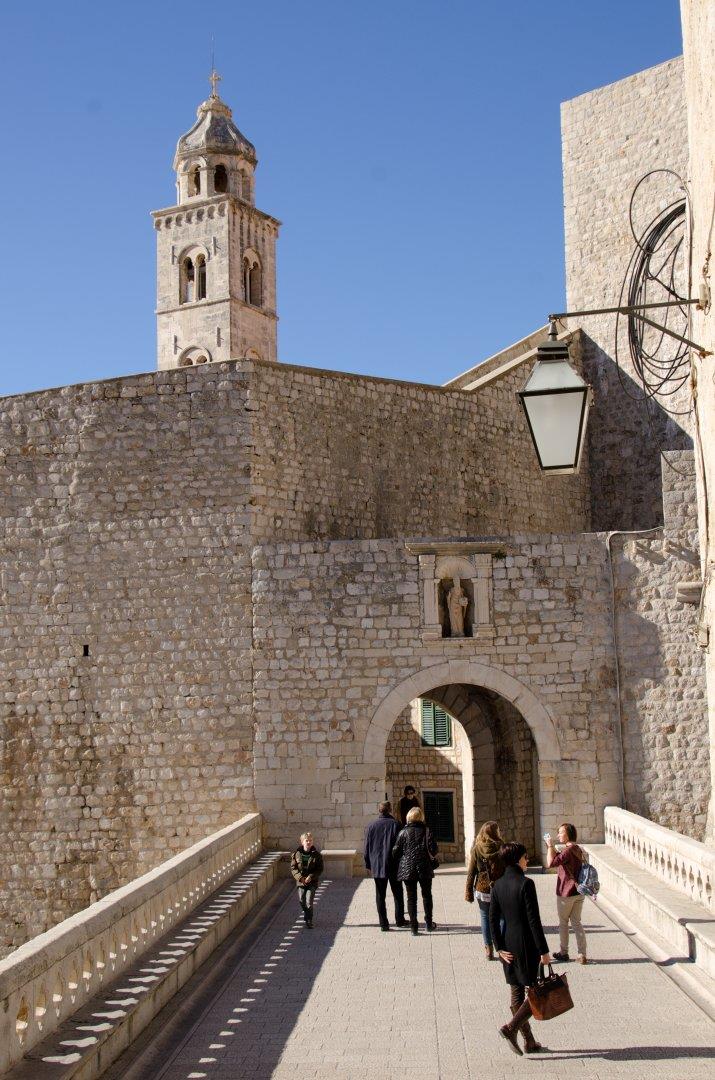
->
<box><xmin>423</xmin><ymin>790</ymin><xmax>455</xmax><ymax>844</ymax></box>
<box><xmin>420</xmin><ymin>699</ymin><xmax>452</xmax><ymax>747</ymax></box>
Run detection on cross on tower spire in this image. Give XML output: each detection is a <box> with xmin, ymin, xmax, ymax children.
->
<box><xmin>209</xmin><ymin>67</ymin><xmax>222</xmax><ymax>98</ymax></box>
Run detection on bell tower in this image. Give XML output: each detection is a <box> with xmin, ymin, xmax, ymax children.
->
<box><xmin>152</xmin><ymin>72</ymin><xmax>280</xmax><ymax>369</ymax></box>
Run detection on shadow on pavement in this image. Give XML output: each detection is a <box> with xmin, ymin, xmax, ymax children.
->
<box><xmin>107</xmin><ymin>878</ymin><xmax>361</xmax><ymax>1080</ymax></box>
<box><xmin>544</xmin><ymin>1046</ymin><xmax>715</xmax><ymax>1062</ymax></box>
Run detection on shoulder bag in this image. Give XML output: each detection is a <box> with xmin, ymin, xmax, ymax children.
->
<box><xmin>527</xmin><ymin>964</ymin><xmax>574</xmax><ymax>1021</ymax></box>
<box><xmin>425</xmin><ymin>829</ymin><xmax>440</xmax><ymax>870</ymax></box>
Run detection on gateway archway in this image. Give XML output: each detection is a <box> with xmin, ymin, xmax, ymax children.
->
<box><xmin>368</xmin><ymin>661</ymin><xmax>561</xmax><ymax>861</ymax></box>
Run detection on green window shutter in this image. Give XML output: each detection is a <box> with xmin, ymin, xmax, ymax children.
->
<box><xmin>421</xmin><ymin>701</ymin><xmax>452</xmax><ymax>747</ymax></box>
<box><xmin>434</xmin><ymin>707</ymin><xmax>451</xmax><ymax>747</ymax></box>
<box><xmin>421</xmin><ymin>700</ymin><xmax>436</xmax><ymax>746</ymax></box>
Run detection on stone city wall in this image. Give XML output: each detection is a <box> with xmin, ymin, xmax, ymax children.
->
<box><xmin>611</xmin><ymin>450</ymin><xmax>709</xmax><ymax>838</ymax></box>
<box><xmin>0</xmin><ymin>353</ymin><xmax>706</xmax><ymax>957</ymax></box>
<box><xmin>680</xmin><ymin>0</ymin><xmax>715</xmax><ymax>839</ymax></box>
<box><xmin>245</xmin><ymin>357</ymin><xmax>591</xmax><ymax>541</ymax></box>
<box><xmin>0</xmin><ymin>366</ymin><xmax>258</xmax><ymax>956</ymax></box>
<box><xmin>562</xmin><ymin>56</ymin><xmax>692</xmax><ymax>531</ymax></box>
<box><xmin>0</xmin><ymin>355</ymin><xmax>589</xmax><ymax>956</ymax></box>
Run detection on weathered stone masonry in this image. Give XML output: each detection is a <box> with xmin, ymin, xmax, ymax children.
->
<box><xmin>0</xmin><ymin>355</ymin><xmax>589</xmax><ymax>954</ymax></box>
<box><xmin>562</xmin><ymin>57</ymin><xmax>691</xmax><ymax>531</ymax></box>
<box><xmin>251</xmin><ymin>532</ymin><xmax>622</xmax><ymax>853</ymax></box>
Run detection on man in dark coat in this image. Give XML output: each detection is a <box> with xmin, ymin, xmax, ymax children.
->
<box><xmin>398</xmin><ymin>785</ymin><xmax>420</xmax><ymax>825</ymax></box>
<box><xmin>364</xmin><ymin>801</ymin><xmax>406</xmax><ymax>930</ymax></box>
<box><xmin>490</xmin><ymin>842</ymin><xmax>552</xmax><ymax>1056</ymax></box>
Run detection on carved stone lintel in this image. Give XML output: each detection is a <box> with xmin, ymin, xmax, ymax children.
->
<box><xmin>405</xmin><ymin>539</ymin><xmax>508</xmax><ymax>556</ymax></box>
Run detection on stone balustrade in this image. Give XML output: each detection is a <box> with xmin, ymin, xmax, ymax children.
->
<box><xmin>604</xmin><ymin>806</ymin><xmax>714</xmax><ymax>912</ymax></box>
<box><xmin>0</xmin><ymin>813</ymin><xmax>262</xmax><ymax>1076</ymax></box>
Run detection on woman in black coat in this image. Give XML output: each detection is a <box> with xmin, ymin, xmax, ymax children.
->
<box><xmin>489</xmin><ymin>842</ymin><xmax>552</xmax><ymax>1056</ymax></box>
<box><xmin>391</xmin><ymin>807</ymin><xmax>438</xmax><ymax>935</ymax></box>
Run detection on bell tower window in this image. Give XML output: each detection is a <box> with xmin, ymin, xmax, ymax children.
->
<box><xmin>181</xmin><ymin>257</ymin><xmax>195</xmax><ymax>304</ymax></box>
<box><xmin>196</xmin><ymin>255</ymin><xmax>207</xmax><ymax>300</ymax></box>
<box><xmin>189</xmin><ymin>166</ymin><xmax>201</xmax><ymax>196</ymax></box>
<box><xmin>244</xmin><ymin>254</ymin><xmax>262</xmax><ymax>307</ymax></box>
<box><xmin>214</xmin><ymin>164</ymin><xmax>228</xmax><ymax>193</ymax></box>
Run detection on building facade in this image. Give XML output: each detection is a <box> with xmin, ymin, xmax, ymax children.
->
<box><xmin>0</xmin><ymin>54</ymin><xmax>710</xmax><ymax>957</ymax></box>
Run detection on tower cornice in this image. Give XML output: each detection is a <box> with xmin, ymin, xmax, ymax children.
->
<box><xmin>151</xmin><ymin>193</ymin><xmax>281</xmax><ymax>230</ymax></box>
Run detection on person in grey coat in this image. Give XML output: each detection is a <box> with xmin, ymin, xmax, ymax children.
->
<box><xmin>364</xmin><ymin>801</ymin><xmax>406</xmax><ymax>930</ymax></box>
<box><xmin>490</xmin><ymin>842</ymin><xmax>552</xmax><ymax>1056</ymax></box>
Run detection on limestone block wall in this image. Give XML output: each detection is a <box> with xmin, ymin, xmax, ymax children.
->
<box><xmin>154</xmin><ymin>199</ymin><xmax>278</xmax><ymax>369</ymax></box>
<box><xmin>155</xmin><ymin>199</ymin><xmax>233</xmax><ymax>368</ymax></box>
<box><xmin>245</xmin><ymin>357</ymin><xmax>591</xmax><ymax>541</ymax></box>
<box><xmin>0</xmin><ymin>366</ymin><xmax>257</xmax><ymax>956</ymax></box>
<box><xmin>680</xmin><ymin>0</ymin><xmax>715</xmax><ymax>839</ymax></box>
<box><xmin>612</xmin><ymin>450</ymin><xmax>709</xmax><ymax>837</ymax></box>
<box><xmin>228</xmin><ymin>202</ymin><xmax>279</xmax><ymax>317</ymax></box>
<box><xmin>251</xmin><ymin>534</ymin><xmax>622</xmax><ymax>853</ymax></box>
<box><xmin>562</xmin><ymin>57</ymin><xmax>692</xmax><ymax>531</ymax></box>
<box><xmin>385</xmin><ymin>703</ymin><xmax>467</xmax><ymax>862</ymax></box>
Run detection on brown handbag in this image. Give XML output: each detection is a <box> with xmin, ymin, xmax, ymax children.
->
<box><xmin>527</xmin><ymin>964</ymin><xmax>574</xmax><ymax>1021</ymax></box>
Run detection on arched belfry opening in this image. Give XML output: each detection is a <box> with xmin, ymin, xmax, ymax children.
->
<box><xmin>383</xmin><ymin>680</ymin><xmax>540</xmax><ymax>863</ymax></box>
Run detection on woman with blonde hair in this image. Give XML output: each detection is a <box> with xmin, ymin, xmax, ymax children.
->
<box><xmin>465</xmin><ymin>820</ymin><xmax>504</xmax><ymax>959</ymax></box>
<box><xmin>392</xmin><ymin>806</ymin><xmax>439</xmax><ymax>935</ymax></box>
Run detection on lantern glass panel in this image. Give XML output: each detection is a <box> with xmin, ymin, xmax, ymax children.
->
<box><xmin>523</xmin><ymin>357</ymin><xmax>586</xmax><ymax>392</ymax></box>
<box><xmin>522</xmin><ymin>388</ymin><xmax>587</xmax><ymax>470</ymax></box>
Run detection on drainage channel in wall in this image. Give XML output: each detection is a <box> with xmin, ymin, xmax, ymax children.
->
<box><xmin>4</xmin><ymin>851</ymin><xmax>283</xmax><ymax>1080</ymax></box>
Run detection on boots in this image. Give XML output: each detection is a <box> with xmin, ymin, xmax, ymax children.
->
<box><xmin>520</xmin><ymin>1020</ymin><xmax>545</xmax><ymax>1054</ymax></box>
<box><xmin>510</xmin><ymin>1002</ymin><xmax>544</xmax><ymax>1054</ymax></box>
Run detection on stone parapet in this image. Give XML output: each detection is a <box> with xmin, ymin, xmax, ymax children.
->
<box><xmin>603</xmin><ymin>806</ymin><xmax>714</xmax><ymax>912</ymax></box>
<box><xmin>0</xmin><ymin>813</ymin><xmax>263</xmax><ymax>1075</ymax></box>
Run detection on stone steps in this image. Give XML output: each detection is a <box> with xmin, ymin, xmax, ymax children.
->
<box><xmin>2</xmin><ymin>852</ymin><xmax>282</xmax><ymax>1080</ymax></box>
<box><xmin>587</xmin><ymin>844</ymin><xmax>715</xmax><ymax>1019</ymax></box>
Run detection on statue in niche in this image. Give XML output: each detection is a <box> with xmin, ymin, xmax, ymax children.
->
<box><xmin>446</xmin><ymin>576</ymin><xmax>469</xmax><ymax>638</ymax></box>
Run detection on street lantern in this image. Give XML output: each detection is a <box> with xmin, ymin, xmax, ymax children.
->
<box><xmin>517</xmin><ymin>326</ymin><xmax>591</xmax><ymax>473</ymax></box>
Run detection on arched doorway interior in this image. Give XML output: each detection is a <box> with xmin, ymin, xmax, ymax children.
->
<box><xmin>384</xmin><ymin>683</ymin><xmax>540</xmax><ymax>862</ymax></box>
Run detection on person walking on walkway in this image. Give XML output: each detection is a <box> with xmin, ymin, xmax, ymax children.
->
<box><xmin>392</xmin><ymin>806</ymin><xmax>439</xmax><ymax>935</ymax></box>
<box><xmin>398</xmin><ymin>785</ymin><xmax>420</xmax><ymax>825</ymax></box>
<box><xmin>290</xmin><ymin>831</ymin><xmax>323</xmax><ymax>929</ymax></box>
<box><xmin>546</xmin><ymin>822</ymin><xmax>588</xmax><ymax>964</ymax></box>
<box><xmin>490</xmin><ymin>842</ymin><xmax>551</xmax><ymax>1056</ymax></box>
<box><xmin>465</xmin><ymin>820</ymin><xmax>504</xmax><ymax>960</ymax></box>
<box><xmin>364</xmin><ymin>801</ymin><xmax>406</xmax><ymax>930</ymax></box>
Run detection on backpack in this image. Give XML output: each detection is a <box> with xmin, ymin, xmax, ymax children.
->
<box><xmin>576</xmin><ymin>861</ymin><xmax>600</xmax><ymax>898</ymax></box>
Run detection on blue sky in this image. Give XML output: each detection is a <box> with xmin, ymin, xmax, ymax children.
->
<box><xmin>0</xmin><ymin>1</ymin><xmax>682</xmax><ymax>396</ymax></box>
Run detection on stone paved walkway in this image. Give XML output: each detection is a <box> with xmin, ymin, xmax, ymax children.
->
<box><xmin>116</xmin><ymin>866</ymin><xmax>714</xmax><ymax>1080</ymax></box>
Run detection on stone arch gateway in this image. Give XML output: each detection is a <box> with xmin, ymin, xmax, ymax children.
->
<box><xmin>367</xmin><ymin>661</ymin><xmax>561</xmax><ymax>856</ymax></box>
<box><xmin>364</xmin><ymin>661</ymin><xmax>561</xmax><ymax>764</ymax></box>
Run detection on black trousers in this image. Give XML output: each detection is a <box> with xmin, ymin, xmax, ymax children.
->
<box><xmin>373</xmin><ymin>876</ymin><xmax>404</xmax><ymax>927</ymax></box>
<box><xmin>404</xmin><ymin>875</ymin><xmax>433</xmax><ymax>927</ymax></box>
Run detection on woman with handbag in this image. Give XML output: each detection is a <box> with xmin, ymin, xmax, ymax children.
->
<box><xmin>465</xmin><ymin>820</ymin><xmax>504</xmax><ymax>959</ymax></box>
<box><xmin>489</xmin><ymin>842</ymin><xmax>552</xmax><ymax>1056</ymax></box>
<box><xmin>392</xmin><ymin>806</ymin><xmax>439</xmax><ymax>935</ymax></box>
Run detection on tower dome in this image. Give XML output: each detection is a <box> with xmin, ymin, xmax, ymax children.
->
<box><xmin>173</xmin><ymin>89</ymin><xmax>257</xmax><ymax>169</ymax></box>
<box><xmin>173</xmin><ymin>71</ymin><xmax>257</xmax><ymax>204</ymax></box>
